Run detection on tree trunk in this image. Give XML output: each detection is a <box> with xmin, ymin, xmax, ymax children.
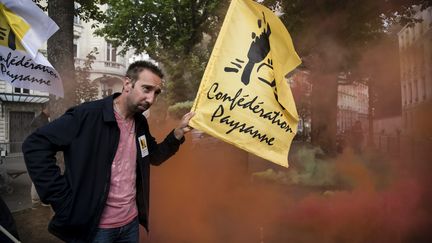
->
<box><xmin>47</xmin><ymin>0</ymin><xmax>76</xmax><ymax>118</ymax></box>
<box><xmin>310</xmin><ymin>73</ymin><xmax>338</xmax><ymax>155</ymax></box>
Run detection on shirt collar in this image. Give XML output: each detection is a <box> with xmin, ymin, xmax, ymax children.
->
<box><xmin>103</xmin><ymin>93</ymin><xmax>121</xmax><ymax>122</ymax></box>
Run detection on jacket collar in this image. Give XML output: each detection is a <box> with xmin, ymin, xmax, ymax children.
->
<box><xmin>103</xmin><ymin>93</ymin><xmax>121</xmax><ymax>122</ymax></box>
<box><xmin>103</xmin><ymin>93</ymin><xmax>147</xmax><ymax>125</ymax></box>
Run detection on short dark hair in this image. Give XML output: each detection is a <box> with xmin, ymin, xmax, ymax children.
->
<box><xmin>125</xmin><ymin>61</ymin><xmax>164</xmax><ymax>86</ymax></box>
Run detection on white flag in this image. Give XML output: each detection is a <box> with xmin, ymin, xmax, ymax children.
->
<box><xmin>0</xmin><ymin>0</ymin><xmax>64</xmax><ymax>97</ymax></box>
<box><xmin>0</xmin><ymin>0</ymin><xmax>58</xmax><ymax>58</ymax></box>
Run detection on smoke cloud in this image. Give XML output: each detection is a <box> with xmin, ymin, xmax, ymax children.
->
<box><xmin>143</xmin><ymin>120</ymin><xmax>432</xmax><ymax>243</ymax></box>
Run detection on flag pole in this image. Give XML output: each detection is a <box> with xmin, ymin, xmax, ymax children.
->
<box><xmin>0</xmin><ymin>225</ymin><xmax>21</xmax><ymax>243</ymax></box>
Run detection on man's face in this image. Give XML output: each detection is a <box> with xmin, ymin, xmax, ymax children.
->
<box><xmin>124</xmin><ymin>69</ymin><xmax>162</xmax><ymax>114</ymax></box>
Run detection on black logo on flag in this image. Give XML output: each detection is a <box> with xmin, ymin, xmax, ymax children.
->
<box><xmin>0</xmin><ymin>20</ymin><xmax>17</xmax><ymax>50</ymax></box>
<box><xmin>224</xmin><ymin>12</ymin><xmax>286</xmax><ymax>111</ymax></box>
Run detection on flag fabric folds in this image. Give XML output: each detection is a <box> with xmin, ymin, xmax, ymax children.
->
<box><xmin>190</xmin><ymin>0</ymin><xmax>301</xmax><ymax>167</ymax></box>
<box><xmin>0</xmin><ymin>0</ymin><xmax>63</xmax><ymax>97</ymax></box>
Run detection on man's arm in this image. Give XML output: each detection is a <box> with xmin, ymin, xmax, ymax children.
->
<box><xmin>22</xmin><ymin>108</ymin><xmax>80</xmax><ymax>212</ymax></box>
<box><xmin>147</xmin><ymin>112</ymin><xmax>194</xmax><ymax>166</ymax></box>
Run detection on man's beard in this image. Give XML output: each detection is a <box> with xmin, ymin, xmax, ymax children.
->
<box><xmin>135</xmin><ymin>102</ymin><xmax>150</xmax><ymax>113</ymax></box>
<box><xmin>126</xmin><ymin>96</ymin><xmax>150</xmax><ymax>114</ymax></box>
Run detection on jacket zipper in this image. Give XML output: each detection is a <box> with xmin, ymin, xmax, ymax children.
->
<box><xmin>135</xmin><ymin>117</ymin><xmax>147</xmax><ymax>223</ymax></box>
<box><xmin>138</xmin><ymin>154</ymin><xmax>146</xmax><ymax>222</ymax></box>
<box><xmin>87</xmin><ymin>126</ymin><xmax>119</xmax><ymax>241</ymax></box>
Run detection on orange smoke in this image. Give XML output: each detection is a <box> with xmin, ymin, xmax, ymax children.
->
<box><xmin>142</xmin><ymin>120</ymin><xmax>432</xmax><ymax>243</ymax></box>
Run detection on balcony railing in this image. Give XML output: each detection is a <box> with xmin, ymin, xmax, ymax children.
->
<box><xmin>74</xmin><ymin>58</ymin><xmax>126</xmax><ymax>76</ymax></box>
<box><xmin>104</xmin><ymin>61</ymin><xmax>124</xmax><ymax>68</ymax></box>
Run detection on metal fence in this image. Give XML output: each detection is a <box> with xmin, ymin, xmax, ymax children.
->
<box><xmin>0</xmin><ymin>142</ymin><xmax>24</xmax><ymax>156</ymax></box>
<box><xmin>373</xmin><ymin>134</ymin><xmax>401</xmax><ymax>155</ymax></box>
<box><xmin>373</xmin><ymin>133</ymin><xmax>432</xmax><ymax>160</ymax></box>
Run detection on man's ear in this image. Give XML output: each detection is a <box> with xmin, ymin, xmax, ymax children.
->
<box><xmin>123</xmin><ymin>78</ymin><xmax>132</xmax><ymax>92</ymax></box>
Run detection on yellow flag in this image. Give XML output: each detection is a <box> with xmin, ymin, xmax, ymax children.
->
<box><xmin>0</xmin><ymin>4</ymin><xmax>27</xmax><ymax>51</ymax></box>
<box><xmin>190</xmin><ymin>0</ymin><xmax>301</xmax><ymax>167</ymax></box>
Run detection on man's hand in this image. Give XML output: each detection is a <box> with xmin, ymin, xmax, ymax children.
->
<box><xmin>174</xmin><ymin>111</ymin><xmax>195</xmax><ymax>140</ymax></box>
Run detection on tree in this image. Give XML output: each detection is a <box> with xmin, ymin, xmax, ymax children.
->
<box><xmin>261</xmin><ymin>0</ymin><xmax>431</xmax><ymax>154</ymax></box>
<box><xmin>95</xmin><ymin>0</ymin><xmax>430</xmax><ymax>154</ymax></box>
<box><xmin>46</xmin><ymin>0</ymin><xmax>76</xmax><ymax>117</ymax></box>
<box><xmin>290</xmin><ymin>70</ymin><xmax>312</xmax><ymax>140</ymax></box>
<box><xmin>33</xmin><ymin>0</ymin><xmax>106</xmax><ymax>117</ymax></box>
<box><xmin>75</xmin><ymin>48</ymin><xmax>99</xmax><ymax>103</ymax></box>
<box><xmin>96</xmin><ymin>0</ymin><xmax>227</xmax><ymax>105</ymax></box>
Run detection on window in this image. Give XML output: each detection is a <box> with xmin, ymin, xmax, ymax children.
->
<box><xmin>106</xmin><ymin>43</ymin><xmax>117</xmax><ymax>62</ymax></box>
<box><xmin>14</xmin><ymin>87</ymin><xmax>30</xmax><ymax>94</ymax></box>
<box><xmin>74</xmin><ymin>3</ymin><xmax>81</xmax><ymax>25</ymax></box>
<box><xmin>73</xmin><ymin>15</ymin><xmax>80</xmax><ymax>25</ymax></box>
<box><xmin>73</xmin><ymin>38</ymin><xmax>78</xmax><ymax>58</ymax></box>
<box><xmin>422</xmin><ymin>76</ymin><xmax>426</xmax><ymax>100</ymax></box>
<box><xmin>408</xmin><ymin>82</ymin><xmax>412</xmax><ymax>103</ymax></box>
<box><xmin>419</xmin><ymin>44</ymin><xmax>425</xmax><ymax>78</ymax></box>
<box><xmin>411</xmin><ymin>28</ymin><xmax>415</xmax><ymax>43</ymax></box>
<box><xmin>406</xmin><ymin>29</ymin><xmax>411</xmax><ymax>44</ymax></box>
<box><xmin>400</xmin><ymin>54</ymin><xmax>404</xmax><ymax>70</ymax></box>
<box><xmin>101</xmin><ymin>82</ymin><xmax>113</xmax><ymax>98</ymax></box>
<box><xmin>410</xmin><ymin>111</ymin><xmax>414</xmax><ymax>129</ymax></box>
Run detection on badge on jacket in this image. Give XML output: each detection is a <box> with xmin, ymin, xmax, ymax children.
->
<box><xmin>138</xmin><ymin>135</ymin><xmax>149</xmax><ymax>157</ymax></box>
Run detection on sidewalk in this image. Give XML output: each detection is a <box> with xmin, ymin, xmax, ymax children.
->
<box><xmin>13</xmin><ymin>206</ymin><xmax>60</xmax><ymax>243</ymax></box>
<box><xmin>0</xmin><ymin>154</ymin><xmax>59</xmax><ymax>242</ymax></box>
<box><xmin>1</xmin><ymin>154</ymin><xmax>32</xmax><ymax>212</ymax></box>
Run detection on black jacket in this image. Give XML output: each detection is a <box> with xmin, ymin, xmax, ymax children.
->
<box><xmin>22</xmin><ymin>94</ymin><xmax>184</xmax><ymax>242</ymax></box>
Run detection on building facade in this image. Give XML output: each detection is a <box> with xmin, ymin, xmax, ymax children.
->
<box><xmin>337</xmin><ymin>81</ymin><xmax>369</xmax><ymax>134</ymax></box>
<box><xmin>288</xmin><ymin>71</ymin><xmax>369</xmax><ymax>137</ymax></box>
<box><xmin>398</xmin><ymin>6</ymin><xmax>432</xmax><ymax>139</ymax></box>
<box><xmin>73</xmin><ymin>4</ymin><xmax>132</xmax><ymax>99</ymax></box>
<box><xmin>0</xmin><ymin>85</ymin><xmax>49</xmax><ymax>153</ymax></box>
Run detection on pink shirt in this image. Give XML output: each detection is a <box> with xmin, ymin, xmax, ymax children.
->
<box><xmin>99</xmin><ymin>112</ymin><xmax>138</xmax><ymax>228</ymax></box>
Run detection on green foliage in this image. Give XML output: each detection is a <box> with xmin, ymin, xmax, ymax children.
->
<box><xmin>259</xmin><ymin>0</ymin><xmax>431</xmax><ymax>153</ymax></box>
<box><xmin>75</xmin><ymin>48</ymin><xmax>99</xmax><ymax>104</ymax></box>
<box><xmin>97</xmin><ymin>0</ymin><xmax>224</xmax><ymax>57</ymax></box>
<box><xmin>167</xmin><ymin>101</ymin><xmax>194</xmax><ymax>120</ymax></box>
<box><xmin>32</xmin><ymin>0</ymin><xmax>48</xmax><ymax>11</ymax></box>
<box><xmin>165</xmin><ymin>48</ymin><xmax>212</xmax><ymax>104</ymax></box>
<box><xmin>253</xmin><ymin>146</ymin><xmax>396</xmax><ymax>193</ymax></box>
<box><xmin>253</xmin><ymin>147</ymin><xmax>338</xmax><ymax>187</ymax></box>
<box><xmin>96</xmin><ymin>0</ymin><xmax>228</xmax><ymax>105</ymax></box>
<box><xmin>75</xmin><ymin>0</ymin><xmax>107</xmax><ymax>24</ymax></box>
<box><xmin>32</xmin><ymin>0</ymin><xmax>106</xmax><ymax>23</ymax></box>
<box><xmin>261</xmin><ymin>0</ymin><xmax>432</xmax><ymax>72</ymax></box>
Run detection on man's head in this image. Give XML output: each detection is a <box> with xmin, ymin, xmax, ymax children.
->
<box><xmin>123</xmin><ymin>61</ymin><xmax>164</xmax><ymax>114</ymax></box>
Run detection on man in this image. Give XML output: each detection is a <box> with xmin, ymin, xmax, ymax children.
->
<box><xmin>29</xmin><ymin>103</ymin><xmax>50</xmax><ymax>207</ymax></box>
<box><xmin>22</xmin><ymin>61</ymin><xmax>194</xmax><ymax>242</ymax></box>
